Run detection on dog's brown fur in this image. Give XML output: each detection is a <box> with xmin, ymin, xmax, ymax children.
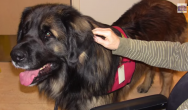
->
<box><xmin>112</xmin><ymin>0</ymin><xmax>187</xmax><ymax>98</ymax></box>
<box><xmin>10</xmin><ymin>0</ymin><xmax>187</xmax><ymax>109</ymax></box>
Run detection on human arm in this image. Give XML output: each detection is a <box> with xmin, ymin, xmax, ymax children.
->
<box><xmin>113</xmin><ymin>38</ymin><xmax>188</xmax><ymax>71</ymax></box>
<box><xmin>93</xmin><ymin>28</ymin><xmax>188</xmax><ymax>71</ymax></box>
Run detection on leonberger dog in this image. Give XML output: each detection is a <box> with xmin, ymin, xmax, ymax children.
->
<box><xmin>10</xmin><ymin>0</ymin><xmax>187</xmax><ymax>109</ymax></box>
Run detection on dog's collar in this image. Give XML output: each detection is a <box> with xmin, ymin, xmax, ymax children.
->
<box><xmin>108</xmin><ymin>26</ymin><xmax>135</xmax><ymax>93</ymax></box>
<box><xmin>113</xmin><ymin>26</ymin><xmax>128</xmax><ymax>38</ymax></box>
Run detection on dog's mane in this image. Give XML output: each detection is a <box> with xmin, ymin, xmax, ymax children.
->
<box><xmin>62</xmin><ymin>12</ymin><xmax>121</xmax><ymax>96</ymax></box>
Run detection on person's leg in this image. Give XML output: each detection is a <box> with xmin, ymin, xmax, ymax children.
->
<box><xmin>167</xmin><ymin>72</ymin><xmax>188</xmax><ymax>110</ymax></box>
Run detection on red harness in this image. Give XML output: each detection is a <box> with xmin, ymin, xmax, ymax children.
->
<box><xmin>108</xmin><ymin>26</ymin><xmax>135</xmax><ymax>93</ymax></box>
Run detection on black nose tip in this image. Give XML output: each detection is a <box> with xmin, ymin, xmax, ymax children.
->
<box><xmin>10</xmin><ymin>50</ymin><xmax>26</xmax><ymax>62</ymax></box>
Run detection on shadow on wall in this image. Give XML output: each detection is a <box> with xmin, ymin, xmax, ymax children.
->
<box><xmin>0</xmin><ymin>35</ymin><xmax>17</xmax><ymax>62</ymax></box>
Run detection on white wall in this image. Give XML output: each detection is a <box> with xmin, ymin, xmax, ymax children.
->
<box><xmin>80</xmin><ymin>0</ymin><xmax>141</xmax><ymax>25</ymax></box>
<box><xmin>72</xmin><ymin>0</ymin><xmax>182</xmax><ymax>25</ymax></box>
<box><xmin>171</xmin><ymin>0</ymin><xmax>185</xmax><ymax>4</ymax></box>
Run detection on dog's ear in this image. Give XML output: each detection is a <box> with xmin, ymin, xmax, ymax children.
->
<box><xmin>60</xmin><ymin>6</ymin><xmax>93</xmax><ymax>33</ymax></box>
<box><xmin>17</xmin><ymin>7</ymin><xmax>32</xmax><ymax>43</ymax></box>
<box><xmin>60</xmin><ymin>6</ymin><xmax>94</xmax><ymax>66</ymax></box>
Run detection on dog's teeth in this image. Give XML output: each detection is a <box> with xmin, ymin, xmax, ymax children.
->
<box><xmin>40</xmin><ymin>66</ymin><xmax>45</xmax><ymax>70</ymax></box>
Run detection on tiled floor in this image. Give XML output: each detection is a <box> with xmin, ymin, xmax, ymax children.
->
<box><xmin>0</xmin><ymin>62</ymin><xmax>186</xmax><ymax>110</ymax></box>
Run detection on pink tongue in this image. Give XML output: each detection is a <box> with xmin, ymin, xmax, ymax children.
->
<box><xmin>19</xmin><ymin>69</ymin><xmax>40</xmax><ymax>86</ymax></box>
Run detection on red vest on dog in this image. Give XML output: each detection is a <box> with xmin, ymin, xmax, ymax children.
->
<box><xmin>109</xmin><ymin>26</ymin><xmax>135</xmax><ymax>93</ymax></box>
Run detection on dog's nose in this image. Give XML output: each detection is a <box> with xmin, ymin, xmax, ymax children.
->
<box><xmin>10</xmin><ymin>50</ymin><xmax>26</xmax><ymax>62</ymax></box>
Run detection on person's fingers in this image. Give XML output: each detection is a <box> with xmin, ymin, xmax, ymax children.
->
<box><xmin>92</xmin><ymin>28</ymin><xmax>120</xmax><ymax>50</ymax></box>
<box><xmin>93</xmin><ymin>35</ymin><xmax>106</xmax><ymax>45</ymax></box>
<box><xmin>92</xmin><ymin>28</ymin><xmax>108</xmax><ymax>31</ymax></box>
<box><xmin>92</xmin><ymin>28</ymin><xmax>111</xmax><ymax>37</ymax></box>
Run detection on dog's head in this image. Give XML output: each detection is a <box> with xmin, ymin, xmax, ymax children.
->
<box><xmin>10</xmin><ymin>4</ymin><xmax>116</xmax><ymax>99</ymax></box>
<box><xmin>10</xmin><ymin>4</ymin><xmax>95</xmax><ymax>86</ymax></box>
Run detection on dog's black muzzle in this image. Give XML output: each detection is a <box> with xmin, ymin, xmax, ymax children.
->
<box><xmin>10</xmin><ymin>49</ymin><xmax>27</xmax><ymax>63</ymax></box>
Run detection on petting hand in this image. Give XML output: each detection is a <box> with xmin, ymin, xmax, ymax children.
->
<box><xmin>92</xmin><ymin>28</ymin><xmax>120</xmax><ymax>50</ymax></box>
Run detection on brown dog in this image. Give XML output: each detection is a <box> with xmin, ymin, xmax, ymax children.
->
<box><xmin>10</xmin><ymin>0</ymin><xmax>187</xmax><ymax>109</ymax></box>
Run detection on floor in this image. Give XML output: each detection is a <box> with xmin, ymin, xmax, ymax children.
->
<box><xmin>0</xmin><ymin>62</ymin><xmax>186</xmax><ymax>110</ymax></box>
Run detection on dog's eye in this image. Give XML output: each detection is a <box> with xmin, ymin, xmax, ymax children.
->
<box><xmin>46</xmin><ymin>32</ymin><xmax>52</xmax><ymax>37</ymax></box>
<box><xmin>45</xmin><ymin>31</ymin><xmax>54</xmax><ymax>38</ymax></box>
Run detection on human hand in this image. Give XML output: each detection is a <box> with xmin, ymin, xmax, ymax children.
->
<box><xmin>92</xmin><ymin>28</ymin><xmax>120</xmax><ymax>50</ymax></box>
